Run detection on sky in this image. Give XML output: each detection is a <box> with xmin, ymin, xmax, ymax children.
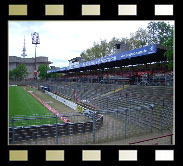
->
<box><xmin>8</xmin><ymin>21</ymin><xmax>174</xmax><ymax>68</ymax></box>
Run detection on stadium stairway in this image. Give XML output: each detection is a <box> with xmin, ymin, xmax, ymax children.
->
<box><xmin>40</xmin><ymin>82</ymin><xmax>173</xmax><ymax>132</ymax></box>
<box><xmin>89</xmin><ymin>85</ymin><xmax>173</xmax><ymax>131</ymax></box>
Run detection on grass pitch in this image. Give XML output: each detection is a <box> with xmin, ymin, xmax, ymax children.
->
<box><xmin>9</xmin><ymin>86</ymin><xmax>51</xmax><ymax>116</ymax></box>
<box><xmin>9</xmin><ymin>86</ymin><xmax>62</xmax><ymax>127</ymax></box>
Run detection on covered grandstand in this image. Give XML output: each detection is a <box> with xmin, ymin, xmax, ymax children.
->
<box><xmin>47</xmin><ymin>44</ymin><xmax>173</xmax><ymax>86</ymax></box>
<box><xmin>48</xmin><ymin>44</ymin><xmax>166</xmax><ymax>73</ymax></box>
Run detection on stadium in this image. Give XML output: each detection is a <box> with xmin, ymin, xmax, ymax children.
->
<box><xmin>9</xmin><ymin>42</ymin><xmax>174</xmax><ymax>145</ymax></box>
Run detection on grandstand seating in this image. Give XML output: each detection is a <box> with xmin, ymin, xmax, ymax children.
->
<box><xmin>90</xmin><ymin>85</ymin><xmax>173</xmax><ymax>130</ymax></box>
<box><xmin>42</xmin><ymin>81</ymin><xmax>173</xmax><ymax>132</ymax></box>
<box><xmin>44</xmin><ymin>82</ymin><xmax>121</xmax><ymax>102</ymax></box>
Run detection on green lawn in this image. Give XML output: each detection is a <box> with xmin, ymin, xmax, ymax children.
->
<box><xmin>9</xmin><ymin>86</ymin><xmax>61</xmax><ymax>127</ymax></box>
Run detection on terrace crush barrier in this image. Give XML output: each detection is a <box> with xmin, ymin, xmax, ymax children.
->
<box><xmin>129</xmin><ymin>134</ymin><xmax>173</xmax><ymax>145</ymax></box>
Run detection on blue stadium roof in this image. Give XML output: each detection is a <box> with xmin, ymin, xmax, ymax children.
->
<box><xmin>47</xmin><ymin>44</ymin><xmax>166</xmax><ymax>74</ymax></box>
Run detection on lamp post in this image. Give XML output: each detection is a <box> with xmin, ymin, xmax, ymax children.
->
<box><xmin>31</xmin><ymin>32</ymin><xmax>40</xmax><ymax>80</ymax></box>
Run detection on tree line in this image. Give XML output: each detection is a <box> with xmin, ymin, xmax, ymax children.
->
<box><xmin>9</xmin><ymin>64</ymin><xmax>62</xmax><ymax>81</ymax></box>
<box><xmin>9</xmin><ymin>64</ymin><xmax>28</xmax><ymax>81</ymax></box>
<box><xmin>80</xmin><ymin>21</ymin><xmax>174</xmax><ymax>69</ymax></box>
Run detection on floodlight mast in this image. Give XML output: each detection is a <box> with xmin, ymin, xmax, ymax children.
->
<box><xmin>31</xmin><ymin>32</ymin><xmax>40</xmax><ymax>80</ymax></box>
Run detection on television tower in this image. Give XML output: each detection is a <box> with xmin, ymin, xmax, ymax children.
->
<box><xmin>21</xmin><ymin>36</ymin><xmax>27</xmax><ymax>58</ymax></box>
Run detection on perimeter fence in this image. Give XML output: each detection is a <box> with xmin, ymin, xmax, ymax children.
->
<box><xmin>9</xmin><ymin>106</ymin><xmax>158</xmax><ymax>145</ymax></box>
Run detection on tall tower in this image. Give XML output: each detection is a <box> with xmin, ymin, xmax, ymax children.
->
<box><xmin>21</xmin><ymin>36</ymin><xmax>27</xmax><ymax>58</ymax></box>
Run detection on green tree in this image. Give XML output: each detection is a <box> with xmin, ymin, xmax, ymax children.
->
<box><xmin>9</xmin><ymin>70</ymin><xmax>15</xmax><ymax>80</ymax></box>
<box><xmin>81</xmin><ymin>40</ymin><xmax>109</xmax><ymax>61</ymax></box>
<box><xmin>147</xmin><ymin>21</ymin><xmax>173</xmax><ymax>45</ymax></box>
<box><xmin>80</xmin><ymin>21</ymin><xmax>174</xmax><ymax>63</ymax></box>
<box><xmin>129</xmin><ymin>27</ymin><xmax>150</xmax><ymax>49</ymax></box>
<box><xmin>18</xmin><ymin>64</ymin><xmax>28</xmax><ymax>80</ymax></box>
<box><xmin>9</xmin><ymin>64</ymin><xmax>28</xmax><ymax>81</ymax></box>
<box><xmin>81</xmin><ymin>37</ymin><xmax>130</xmax><ymax>61</ymax></box>
<box><xmin>37</xmin><ymin>64</ymin><xmax>50</xmax><ymax>80</ymax></box>
<box><xmin>147</xmin><ymin>21</ymin><xmax>174</xmax><ymax>70</ymax></box>
<box><xmin>163</xmin><ymin>29</ymin><xmax>174</xmax><ymax>69</ymax></box>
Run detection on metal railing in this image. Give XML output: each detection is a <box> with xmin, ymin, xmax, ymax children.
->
<box><xmin>9</xmin><ymin>112</ymin><xmax>103</xmax><ymax>145</ymax></box>
<box><xmin>129</xmin><ymin>134</ymin><xmax>173</xmax><ymax>145</ymax></box>
<box><xmin>9</xmin><ymin>105</ymin><xmax>173</xmax><ymax>145</ymax></box>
